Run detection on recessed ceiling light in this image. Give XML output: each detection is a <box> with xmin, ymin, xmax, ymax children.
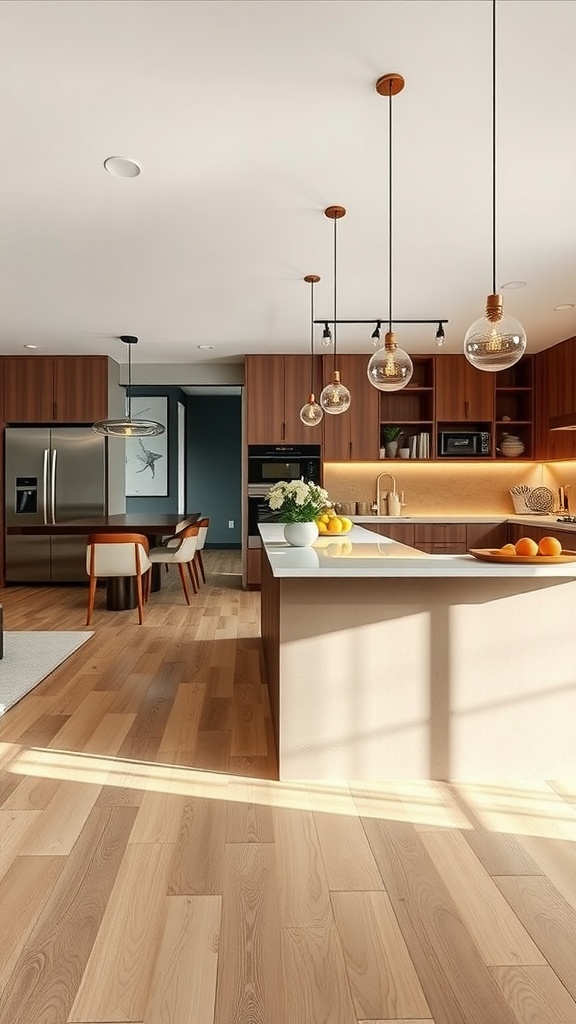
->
<box><xmin>103</xmin><ymin>156</ymin><xmax>141</xmax><ymax>178</ymax></box>
<box><xmin>24</xmin><ymin>344</ymin><xmax>39</xmax><ymax>349</ymax></box>
<box><xmin>553</xmin><ymin>303</ymin><xmax>575</xmax><ymax>311</ymax></box>
<box><xmin>500</xmin><ymin>281</ymin><xmax>527</xmax><ymax>290</ymax></box>
<box><xmin>197</xmin><ymin>344</ymin><xmax>215</xmax><ymax>350</ymax></box>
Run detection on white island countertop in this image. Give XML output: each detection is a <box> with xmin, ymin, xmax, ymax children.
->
<box><xmin>259</xmin><ymin>522</ymin><xmax>576</xmax><ymax>578</ymax></box>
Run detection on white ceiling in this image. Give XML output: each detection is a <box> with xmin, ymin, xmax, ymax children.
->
<box><xmin>1</xmin><ymin>0</ymin><xmax>575</xmax><ymax>368</ymax></box>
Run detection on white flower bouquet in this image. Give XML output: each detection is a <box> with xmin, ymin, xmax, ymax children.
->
<box><xmin>266</xmin><ymin>479</ymin><xmax>330</xmax><ymax>523</ymax></box>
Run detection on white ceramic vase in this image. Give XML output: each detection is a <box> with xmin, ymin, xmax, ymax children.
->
<box><xmin>283</xmin><ymin>521</ymin><xmax>319</xmax><ymax>547</ymax></box>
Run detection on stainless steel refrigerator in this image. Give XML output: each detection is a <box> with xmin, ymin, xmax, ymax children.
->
<box><xmin>5</xmin><ymin>427</ymin><xmax>107</xmax><ymax>583</ymax></box>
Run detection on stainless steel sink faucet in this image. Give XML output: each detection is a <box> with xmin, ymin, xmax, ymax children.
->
<box><xmin>376</xmin><ymin>472</ymin><xmax>397</xmax><ymax>515</ymax></box>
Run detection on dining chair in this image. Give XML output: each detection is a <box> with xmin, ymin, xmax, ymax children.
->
<box><xmin>148</xmin><ymin>524</ymin><xmax>200</xmax><ymax>605</ymax></box>
<box><xmin>86</xmin><ymin>533</ymin><xmax>151</xmax><ymax>625</ymax></box>
<box><xmin>193</xmin><ymin>517</ymin><xmax>210</xmax><ymax>585</ymax></box>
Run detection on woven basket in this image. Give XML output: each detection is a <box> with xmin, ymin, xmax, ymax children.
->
<box><xmin>510</xmin><ymin>490</ymin><xmax>532</xmax><ymax>514</ymax></box>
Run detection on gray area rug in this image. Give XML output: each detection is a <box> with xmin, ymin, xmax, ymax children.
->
<box><xmin>0</xmin><ymin>631</ymin><xmax>94</xmax><ymax>716</ymax></box>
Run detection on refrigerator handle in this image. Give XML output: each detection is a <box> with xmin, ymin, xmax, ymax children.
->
<box><xmin>51</xmin><ymin>448</ymin><xmax>57</xmax><ymax>524</ymax></box>
<box><xmin>43</xmin><ymin>449</ymin><xmax>50</xmax><ymax>525</ymax></box>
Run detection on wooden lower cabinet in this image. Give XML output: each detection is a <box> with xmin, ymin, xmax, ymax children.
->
<box><xmin>370</xmin><ymin>522</ymin><xmax>415</xmax><ymax>546</ymax></box>
<box><xmin>507</xmin><ymin>523</ymin><xmax>576</xmax><ymax>549</ymax></box>
<box><xmin>466</xmin><ymin>522</ymin><xmax>508</xmax><ymax>550</ymax></box>
<box><xmin>414</xmin><ymin>523</ymin><xmax>467</xmax><ymax>554</ymax></box>
<box><xmin>246</xmin><ymin>547</ymin><xmax>262</xmax><ymax>588</ymax></box>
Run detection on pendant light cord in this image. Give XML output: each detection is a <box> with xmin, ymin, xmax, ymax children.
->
<box><xmin>310</xmin><ymin>279</ymin><xmax>315</xmax><ymax>394</ymax></box>
<box><xmin>388</xmin><ymin>83</ymin><xmax>393</xmax><ymax>334</ymax></box>
<box><xmin>333</xmin><ymin>214</ymin><xmax>338</xmax><ymax>373</ymax></box>
<box><xmin>127</xmin><ymin>340</ymin><xmax>132</xmax><ymax>420</ymax></box>
<box><xmin>492</xmin><ymin>0</ymin><xmax>497</xmax><ymax>295</ymax></box>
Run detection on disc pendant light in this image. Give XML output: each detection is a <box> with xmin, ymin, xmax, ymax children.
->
<box><xmin>299</xmin><ymin>275</ymin><xmax>323</xmax><ymax>427</ymax></box>
<box><xmin>320</xmin><ymin>206</ymin><xmax>351</xmax><ymax>415</ymax></box>
<box><xmin>367</xmin><ymin>73</ymin><xmax>413</xmax><ymax>392</ymax></box>
<box><xmin>463</xmin><ymin>0</ymin><xmax>526</xmax><ymax>371</ymax></box>
<box><xmin>93</xmin><ymin>336</ymin><xmax>165</xmax><ymax>437</ymax></box>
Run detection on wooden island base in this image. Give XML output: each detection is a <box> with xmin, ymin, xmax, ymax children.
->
<box><xmin>261</xmin><ymin>549</ymin><xmax>576</xmax><ymax>781</ymax></box>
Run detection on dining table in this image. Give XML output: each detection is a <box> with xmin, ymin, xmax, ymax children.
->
<box><xmin>7</xmin><ymin>512</ymin><xmax>200</xmax><ymax>609</ymax></box>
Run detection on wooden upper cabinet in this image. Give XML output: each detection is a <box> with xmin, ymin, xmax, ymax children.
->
<box><xmin>245</xmin><ymin>356</ymin><xmax>287</xmax><ymax>443</ymax></box>
<box><xmin>435</xmin><ymin>355</ymin><xmax>494</xmax><ymax>421</ymax></box>
<box><xmin>282</xmin><ymin>355</ymin><xmax>323</xmax><ymax>444</ymax></box>
<box><xmin>53</xmin><ymin>356</ymin><xmax>109</xmax><ymax>422</ymax></box>
<box><xmin>322</xmin><ymin>354</ymin><xmax>380</xmax><ymax>460</ymax></box>
<box><xmin>245</xmin><ymin>355</ymin><xmax>321</xmax><ymax>444</ymax></box>
<box><xmin>3</xmin><ymin>355</ymin><xmax>110</xmax><ymax>423</ymax></box>
<box><xmin>535</xmin><ymin>341</ymin><xmax>576</xmax><ymax>460</ymax></box>
<box><xmin>3</xmin><ymin>357</ymin><xmax>55</xmax><ymax>421</ymax></box>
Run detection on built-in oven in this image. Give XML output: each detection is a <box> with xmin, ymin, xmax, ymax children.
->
<box><xmin>247</xmin><ymin>444</ymin><xmax>321</xmax><ymax>487</ymax></box>
<box><xmin>247</xmin><ymin>490</ymin><xmax>283</xmax><ymax>547</ymax></box>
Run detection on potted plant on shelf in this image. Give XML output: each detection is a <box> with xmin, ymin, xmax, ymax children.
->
<box><xmin>382</xmin><ymin>426</ymin><xmax>403</xmax><ymax>459</ymax></box>
<box><xmin>266</xmin><ymin>479</ymin><xmax>330</xmax><ymax>547</ymax></box>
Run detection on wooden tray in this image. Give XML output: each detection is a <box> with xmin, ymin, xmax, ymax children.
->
<box><xmin>468</xmin><ymin>548</ymin><xmax>576</xmax><ymax>564</ymax></box>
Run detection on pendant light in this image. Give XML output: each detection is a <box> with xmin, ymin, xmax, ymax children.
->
<box><xmin>93</xmin><ymin>335</ymin><xmax>165</xmax><ymax>437</ymax></box>
<box><xmin>463</xmin><ymin>0</ymin><xmax>526</xmax><ymax>371</ymax></box>
<box><xmin>299</xmin><ymin>274</ymin><xmax>323</xmax><ymax>427</ymax></box>
<box><xmin>367</xmin><ymin>74</ymin><xmax>414</xmax><ymax>392</ymax></box>
<box><xmin>320</xmin><ymin>205</ymin><xmax>351</xmax><ymax>415</ymax></box>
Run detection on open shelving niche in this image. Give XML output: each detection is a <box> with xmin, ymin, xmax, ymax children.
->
<box><xmin>378</xmin><ymin>354</ymin><xmax>534</xmax><ymax>461</ymax></box>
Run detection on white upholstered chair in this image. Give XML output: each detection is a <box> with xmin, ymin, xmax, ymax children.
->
<box><xmin>148</xmin><ymin>524</ymin><xmax>200</xmax><ymax>605</ymax></box>
<box><xmin>86</xmin><ymin>533</ymin><xmax>151</xmax><ymax>625</ymax></box>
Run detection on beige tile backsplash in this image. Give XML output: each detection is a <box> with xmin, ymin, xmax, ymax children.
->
<box><xmin>324</xmin><ymin>459</ymin><xmax>576</xmax><ymax>516</ymax></box>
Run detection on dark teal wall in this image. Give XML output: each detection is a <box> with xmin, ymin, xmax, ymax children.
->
<box><xmin>185</xmin><ymin>394</ymin><xmax>242</xmax><ymax>547</ymax></box>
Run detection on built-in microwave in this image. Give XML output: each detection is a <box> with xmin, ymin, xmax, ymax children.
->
<box><xmin>247</xmin><ymin>444</ymin><xmax>321</xmax><ymax>486</ymax></box>
<box><xmin>438</xmin><ymin>431</ymin><xmax>491</xmax><ymax>457</ymax></box>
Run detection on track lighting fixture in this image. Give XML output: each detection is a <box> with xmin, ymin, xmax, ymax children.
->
<box><xmin>321</xmin><ymin>323</ymin><xmax>332</xmax><ymax>346</ymax></box>
<box><xmin>371</xmin><ymin>321</ymin><xmax>382</xmax><ymax>347</ymax></box>
<box><xmin>435</xmin><ymin>322</ymin><xmax>446</xmax><ymax>347</ymax></box>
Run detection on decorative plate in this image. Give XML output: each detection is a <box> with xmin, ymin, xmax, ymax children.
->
<box><xmin>468</xmin><ymin>548</ymin><xmax>576</xmax><ymax>564</ymax></box>
<box><xmin>525</xmin><ymin>486</ymin><xmax>555</xmax><ymax>513</ymax></box>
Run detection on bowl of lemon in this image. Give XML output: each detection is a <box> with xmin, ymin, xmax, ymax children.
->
<box><xmin>315</xmin><ymin>508</ymin><xmax>353</xmax><ymax>535</ymax></box>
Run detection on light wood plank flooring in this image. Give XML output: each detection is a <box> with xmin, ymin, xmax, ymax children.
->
<box><xmin>1</xmin><ymin>550</ymin><xmax>576</xmax><ymax>1023</ymax></box>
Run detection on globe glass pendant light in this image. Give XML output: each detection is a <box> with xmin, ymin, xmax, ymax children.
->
<box><xmin>299</xmin><ymin>275</ymin><xmax>323</xmax><ymax>427</ymax></box>
<box><xmin>463</xmin><ymin>0</ymin><xmax>526</xmax><ymax>372</ymax></box>
<box><xmin>93</xmin><ymin>336</ymin><xmax>165</xmax><ymax>437</ymax></box>
<box><xmin>367</xmin><ymin>73</ymin><xmax>413</xmax><ymax>392</ymax></box>
<box><xmin>320</xmin><ymin>206</ymin><xmax>351</xmax><ymax>415</ymax></box>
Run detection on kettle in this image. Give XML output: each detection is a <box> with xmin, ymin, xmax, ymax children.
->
<box><xmin>565</xmin><ymin>484</ymin><xmax>576</xmax><ymax>515</ymax></box>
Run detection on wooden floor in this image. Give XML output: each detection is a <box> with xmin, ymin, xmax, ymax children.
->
<box><xmin>1</xmin><ymin>550</ymin><xmax>576</xmax><ymax>1023</ymax></box>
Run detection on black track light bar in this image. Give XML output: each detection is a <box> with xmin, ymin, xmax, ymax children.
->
<box><xmin>315</xmin><ymin>318</ymin><xmax>449</xmax><ymax>326</ymax></box>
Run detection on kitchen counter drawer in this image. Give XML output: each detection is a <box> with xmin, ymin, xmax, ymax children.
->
<box><xmin>414</xmin><ymin>524</ymin><xmax>467</xmax><ymax>544</ymax></box>
<box><xmin>417</xmin><ymin>542</ymin><xmax>468</xmax><ymax>555</ymax></box>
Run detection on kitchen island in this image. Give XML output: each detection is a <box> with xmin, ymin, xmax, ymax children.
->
<box><xmin>260</xmin><ymin>523</ymin><xmax>576</xmax><ymax>781</ymax></box>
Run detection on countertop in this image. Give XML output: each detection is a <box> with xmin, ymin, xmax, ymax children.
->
<box><xmin>259</xmin><ymin>523</ymin><xmax>576</xmax><ymax>578</ymax></box>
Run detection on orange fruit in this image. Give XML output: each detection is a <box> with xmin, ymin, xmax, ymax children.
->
<box><xmin>538</xmin><ymin>536</ymin><xmax>562</xmax><ymax>557</ymax></box>
<box><xmin>499</xmin><ymin>543</ymin><xmax>516</xmax><ymax>555</ymax></box>
<box><xmin>514</xmin><ymin>536</ymin><xmax>539</xmax><ymax>556</ymax></box>
<box><xmin>327</xmin><ymin>517</ymin><xmax>343</xmax><ymax>533</ymax></box>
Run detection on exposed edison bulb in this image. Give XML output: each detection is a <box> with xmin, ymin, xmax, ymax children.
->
<box><xmin>367</xmin><ymin>331</ymin><xmax>413</xmax><ymax>392</ymax></box>
<box><xmin>320</xmin><ymin>371</ymin><xmax>351</xmax><ymax>415</ymax></box>
<box><xmin>463</xmin><ymin>294</ymin><xmax>527</xmax><ymax>371</ymax></box>
<box><xmin>299</xmin><ymin>393</ymin><xmax>324</xmax><ymax>427</ymax></box>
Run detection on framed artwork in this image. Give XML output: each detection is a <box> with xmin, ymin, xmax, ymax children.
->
<box><xmin>125</xmin><ymin>397</ymin><xmax>168</xmax><ymax>496</ymax></box>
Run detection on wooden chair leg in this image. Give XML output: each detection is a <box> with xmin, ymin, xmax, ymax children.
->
<box><xmin>191</xmin><ymin>557</ymin><xmax>201</xmax><ymax>590</ymax></box>
<box><xmin>86</xmin><ymin>575</ymin><xmax>97</xmax><ymax>625</ymax></box>
<box><xmin>135</xmin><ymin>572</ymin><xmax>145</xmax><ymax>624</ymax></box>
<box><xmin>197</xmin><ymin>549</ymin><xmax>206</xmax><ymax>584</ymax></box>
<box><xmin>177</xmin><ymin>563</ymin><xmax>190</xmax><ymax>605</ymax></box>
<box><xmin>186</xmin><ymin>560</ymin><xmax>198</xmax><ymax>594</ymax></box>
